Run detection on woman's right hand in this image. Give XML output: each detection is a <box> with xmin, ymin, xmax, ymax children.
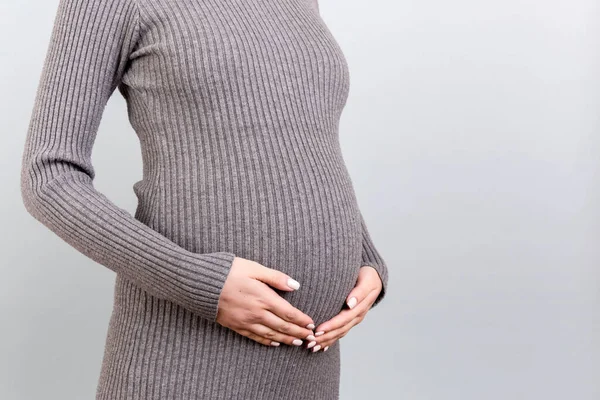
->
<box><xmin>216</xmin><ymin>256</ymin><xmax>316</xmax><ymax>347</ymax></box>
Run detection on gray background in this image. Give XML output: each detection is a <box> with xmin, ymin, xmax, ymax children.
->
<box><xmin>1</xmin><ymin>0</ymin><xmax>599</xmax><ymax>399</ymax></box>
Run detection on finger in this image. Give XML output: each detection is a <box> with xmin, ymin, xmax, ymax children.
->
<box><xmin>238</xmin><ymin>328</ymin><xmax>283</xmax><ymax>347</ymax></box>
<box><xmin>315</xmin><ymin>316</ymin><xmax>358</xmax><ymax>344</ymax></box>
<box><xmin>314</xmin><ymin>307</ymin><xmax>359</xmax><ymax>335</ymax></box>
<box><xmin>259</xmin><ymin>309</ymin><xmax>316</xmax><ymax>343</ymax></box>
<box><xmin>344</xmin><ymin>276</ymin><xmax>375</xmax><ymax>310</ymax></box>
<box><xmin>249</xmin><ymin>322</ymin><xmax>308</xmax><ymax>347</ymax></box>
<box><xmin>251</xmin><ymin>262</ymin><xmax>302</xmax><ymax>292</ymax></box>
<box><xmin>303</xmin><ymin>337</ymin><xmax>319</xmax><ymax>351</ymax></box>
<box><xmin>315</xmin><ymin>315</ymin><xmax>363</xmax><ymax>350</ymax></box>
<box><xmin>314</xmin><ymin>289</ymin><xmax>377</xmax><ymax>335</ymax></box>
<box><xmin>265</xmin><ymin>291</ymin><xmax>316</xmax><ymax>331</ymax></box>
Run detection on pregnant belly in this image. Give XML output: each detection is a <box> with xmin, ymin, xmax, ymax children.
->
<box><xmin>268</xmin><ymin>207</ymin><xmax>363</xmax><ymax>325</ymax></box>
<box><xmin>234</xmin><ymin>187</ymin><xmax>364</xmax><ymax>325</ymax></box>
<box><xmin>140</xmin><ymin>149</ymin><xmax>364</xmax><ymax>324</ymax></box>
<box><xmin>150</xmin><ymin>192</ymin><xmax>361</xmax><ymax>325</ymax></box>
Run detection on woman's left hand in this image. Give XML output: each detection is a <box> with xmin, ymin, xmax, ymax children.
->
<box><xmin>307</xmin><ymin>265</ymin><xmax>383</xmax><ymax>352</ymax></box>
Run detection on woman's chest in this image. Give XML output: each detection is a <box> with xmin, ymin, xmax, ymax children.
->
<box><xmin>123</xmin><ymin>0</ymin><xmax>350</xmax><ymax>117</ymax></box>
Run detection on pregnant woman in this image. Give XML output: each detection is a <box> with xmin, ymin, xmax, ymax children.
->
<box><xmin>20</xmin><ymin>0</ymin><xmax>389</xmax><ymax>398</ymax></box>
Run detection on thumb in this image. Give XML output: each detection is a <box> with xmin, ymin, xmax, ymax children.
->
<box><xmin>253</xmin><ymin>264</ymin><xmax>301</xmax><ymax>292</ymax></box>
<box><xmin>345</xmin><ymin>273</ymin><xmax>371</xmax><ymax>310</ymax></box>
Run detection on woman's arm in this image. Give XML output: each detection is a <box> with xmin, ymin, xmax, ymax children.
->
<box><xmin>20</xmin><ymin>0</ymin><xmax>236</xmax><ymax>323</ymax></box>
<box><xmin>358</xmin><ymin>210</ymin><xmax>389</xmax><ymax>308</ymax></box>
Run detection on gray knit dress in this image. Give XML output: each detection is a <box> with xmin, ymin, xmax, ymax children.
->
<box><xmin>20</xmin><ymin>0</ymin><xmax>389</xmax><ymax>398</ymax></box>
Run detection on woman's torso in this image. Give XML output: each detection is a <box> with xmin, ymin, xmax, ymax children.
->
<box><xmin>121</xmin><ymin>0</ymin><xmax>362</xmax><ymax>323</ymax></box>
<box><xmin>98</xmin><ymin>0</ymin><xmax>361</xmax><ymax>398</ymax></box>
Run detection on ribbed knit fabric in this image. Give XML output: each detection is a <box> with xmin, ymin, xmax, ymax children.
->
<box><xmin>20</xmin><ymin>0</ymin><xmax>389</xmax><ymax>398</ymax></box>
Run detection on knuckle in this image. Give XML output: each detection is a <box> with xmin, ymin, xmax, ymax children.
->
<box><xmin>279</xmin><ymin>323</ymin><xmax>291</xmax><ymax>333</ymax></box>
<box><xmin>244</xmin><ymin>311</ymin><xmax>261</xmax><ymax>324</ymax></box>
<box><xmin>265</xmin><ymin>330</ymin><xmax>276</xmax><ymax>338</ymax></box>
<box><xmin>284</xmin><ymin>311</ymin><xmax>296</xmax><ymax>320</ymax></box>
<box><xmin>255</xmin><ymin>296</ymin><xmax>267</xmax><ymax>308</ymax></box>
<box><xmin>248</xmin><ymin>332</ymin><xmax>267</xmax><ymax>346</ymax></box>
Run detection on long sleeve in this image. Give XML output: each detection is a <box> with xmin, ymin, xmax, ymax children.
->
<box><xmin>358</xmin><ymin>210</ymin><xmax>389</xmax><ymax>309</ymax></box>
<box><xmin>20</xmin><ymin>0</ymin><xmax>236</xmax><ymax>323</ymax></box>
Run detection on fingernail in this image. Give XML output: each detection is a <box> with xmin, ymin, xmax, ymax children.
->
<box><xmin>347</xmin><ymin>297</ymin><xmax>357</xmax><ymax>309</ymax></box>
<box><xmin>287</xmin><ymin>278</ymin><xmax>300</xmax><ymax>290</ymax></box>
<box><xmin>292</xmin><ymin>339</ymin><xmax>303</xmax><ymax>346</ymax></box>
<box><xmin>270</xmin><ymin>341</ymin><xmax>280</xmax><ymax>346</ymax></box>
<box><xmin>306</xmin><ymin>323</ymin><xmax>315</xmax><ymax>329</ymax></box>
<box><xmin>306</xmin><ymin>334</ymin><xmax>315</xmax><ymax>341</ymax></box>
<box><xmin>312</xmin><ymin>345</ymin><xmax>321</xmax><ymax>352</ymax></box>
<box><xmin>315</xmin><ymin>331</ymin><xmax>325</xmax><ymax>336</ymax></box>
<box><xmin>324</xmin><ymin>346</ymin><xmax>329</xmax><ymax>352</ymax></box>
<box><xmin>307</xmin><ymin>340</ymin><xmax>316</xmax><ymax>349</ymax></box>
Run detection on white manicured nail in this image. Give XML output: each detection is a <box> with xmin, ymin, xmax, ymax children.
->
<box><xmin>347</xmin><ymin>297</ymin><xmax>357</xmax><ymax>309</ymax></box>
<box><xmin>270</xmin><ymin>341</ymin><xmax>280</xmax><ymax>346</ymax></box>
<box><xmin>324</xmin><ymin>346</ymin><xmax>329</xmax><ymax>352</ymax></box>
<box><xmin>306</xmin><ymin>334</ymin><xmax>315</xmax><ymax>341</ymax></box>
<box><xmin>315</xmin><ymin>331</ymin><xmax>325</xmax><ymax>336</ymax></box>
<box><xmin>307</xmin><ymin>340</ymin><xmax>316</xmax><ymax>349</ymax></box>
<box><xmin>312</xmin><ymin>345</ymin><xmax>321</xmax><ymax>352</ymax></box>
<box><xmin>306</xmin><ymin>323</ymin><xmax>315</xmax><ymax>329</ymax></box>
<box><xmin>292</xmin><ymin>339</ymin><xmax>303</xmax><ymax>346</ymax></box>
<box><xmin>287</xmin><ymin>278</ymin><xmax>300</xmax><ymax>290</ymax></box>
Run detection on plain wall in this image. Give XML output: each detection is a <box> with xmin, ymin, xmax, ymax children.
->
<box><xmin>1</xmin><ymin>0</ymin><xmax>599</xmax><ymax>399</ymax></box>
